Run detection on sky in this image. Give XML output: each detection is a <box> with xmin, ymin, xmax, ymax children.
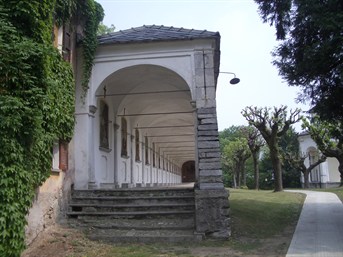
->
<box><xmin>97</xmin><ymin>0</ymin><xmax>308</xmax><ymax>131</ymax></box>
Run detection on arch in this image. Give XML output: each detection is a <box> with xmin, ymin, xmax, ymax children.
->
<box><xmin>100</xmin><ymin>65</ymin><xmax>195</xmax><ymax>169</ymax></box>
<box><xmin>181</xmin><ymin>160</ymin><xmax>195</xmax><ymax>183</ymax></box>
<box><xmin>95</xmin><ymin>64</ymin><xmax>193</xmax><ymax>100</ymax></box>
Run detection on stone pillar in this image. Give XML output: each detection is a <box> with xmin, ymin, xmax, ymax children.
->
<box><xmin>130</xmin><ymin>134</ymin><xmax>135</xmax><ymax>186</ymax></box>
<box><xmin>193</xmin><ymin>49</ymin><xmax>230</xmax><ymax>239</ymax></box>
<box><xmin>88</xmin><ymin>105</ymin><xmax>97</xmax><ymax>189</ymax></box>
<box><xmin>195</xmin><ymin>107</ymin><xmax>230</xmax><ymax>239</ymax></box>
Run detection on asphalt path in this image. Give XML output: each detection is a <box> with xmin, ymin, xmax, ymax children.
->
<box><xmin>286</xmin><ymin>190</ymin><xmax>343</xmax><ymax>257</ymax></box>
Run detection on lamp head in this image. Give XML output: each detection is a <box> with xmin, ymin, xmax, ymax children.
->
<box><xmin>230</xmin><ymin>77</ymin><xmax>240</xmax><ymax>85</ymax></box>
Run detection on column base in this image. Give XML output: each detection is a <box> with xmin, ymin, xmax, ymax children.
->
<box><xmin>194</xmin><ymin>188</ymin><xmax>230</xmax><ymax>239</ymax></box>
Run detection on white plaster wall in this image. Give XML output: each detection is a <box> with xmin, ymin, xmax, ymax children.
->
<box><xmin>25</xmin><ymin>173</ymin><xmax>64</xmax><ymax>245</ymax></box>
<box><xmin>298</xmin><ymin>133</ymin><xmax>340</xmax><ymax>183</ymax></box>
<box><xmin>327</xmin><ymin>158</ymin><xmax>340</xmax><ymax>182</ymax></box>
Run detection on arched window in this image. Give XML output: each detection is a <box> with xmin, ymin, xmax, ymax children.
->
<box><xmin>99</xmin><ymin>101</ymin><xmax>109</xmax><ymax>149</ymax></box>
<box><xmin>145</xmin><ymin>136</ymin><xmax>149</xmax><ymax>165</ymax></box>
<box><xmin>121</xmin><ymin>117</ymin><xmax>128</xmax><ymax>157</ymax></box>
<box><xmin>309</xmin><ymin>149</ymin><xmax>320</xmax><ymax>182</ymax></box>
<box><xmin>152</xmin><ymin>143</ymin><xmax>156</xmax><ymax>167</ymax></box>
<box><xmin>135</xmin><ymin>129</ymin><xmax>140</xmax><ymax>161</ymax></box>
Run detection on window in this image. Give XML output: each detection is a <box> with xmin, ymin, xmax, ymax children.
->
<box><xmin>52</xmin><ymin>140</ymin><xmax>68</xmax><ymax>172</ymax></box>
<box><xmin>152</xmin><ymin>143</ymin><xmax>156</xmax><ymax>167</ymax></box>
<box><xmin>121</xmin><ymin>117</ymin><xmax>128</xmax><ymax>157</ymax></box>
<box><xmin>135</xmin><ymin>129</ymin><xmax>140</xmax><ymax>161</ymax></box>
<box><xmin>309</xmin><ymin>150</ymin><xmax>320</xmax><ymax>182</ymax></box>
<box><xmin>99</xmin><ymin>101</ymin><xmax>109</xmax><ymax>149</ymax></box>
<box><xmin>145</xmin><ymin>136</ymin><xmax>149</xmax><ymax>165</ymax></box>
<box><xmin>62</xmin><ymin>23</ymin><xmax>71</xmax><ymax>62</ymax></box>
<box><xmin>52</xmin><ymin>141</ymin><xmax>60</xmax><ymax>171</ymax></box>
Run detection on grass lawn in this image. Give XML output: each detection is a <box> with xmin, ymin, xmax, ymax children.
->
<box><xmin>23</xmin><ymin>189</ymin><xmax>305</xmax><ymax>257</ymax></box>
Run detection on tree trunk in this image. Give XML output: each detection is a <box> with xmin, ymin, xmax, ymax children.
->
<box><xmin>270</xmin><ymin>146</ymin><xmax>283</xmax><ymax>192</ymax></box>
<box><xmin>338</xmin><ymin>158</ymin><xmax>343</xmax><ymax>187</ymax></box>
<box><xmin>303</xmin><ymin>170</ymin><xmax>310</xmax><ymax>189</ymax></box>
<box><xmin>241</xmin><ymin>161</ymin><xmax>247</xmax><ymax>187</ymax></box>
<box><xmin>236</xmin><ymin>164</ymin><xmax>241</xmax><ymax>188</ymax></box>
<box><xmin>253</xmin><ymin>154</ymin><xmax>259</xmax><ymax>190</ymax></box>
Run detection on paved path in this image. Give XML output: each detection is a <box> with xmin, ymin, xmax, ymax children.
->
<box><xmin>286</xmin><ymin>190</ymin><xmax>343</xmax><ymax>257</ymax></box>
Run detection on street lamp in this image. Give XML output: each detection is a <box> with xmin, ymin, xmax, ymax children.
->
<box><xmin>219</xmin><ymin>72</ymin><xmax>240</xmax><ymax>85</ymax></box>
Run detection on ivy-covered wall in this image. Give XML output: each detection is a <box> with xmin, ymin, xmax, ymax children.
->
<box><xmin>0</xmin><ymin>0</ymin><xmax>103</xmax><ymax>256</ymax></box>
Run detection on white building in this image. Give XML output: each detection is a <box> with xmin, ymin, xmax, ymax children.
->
<box><xmin>298</xmin><ymin>132</ymin><xmax>340</xmax><ymax>188</ymax></box>
<box><xmin>26</xmin><ymin>25</ymin><xmax>230</xmax><ymax>243</ymax></box>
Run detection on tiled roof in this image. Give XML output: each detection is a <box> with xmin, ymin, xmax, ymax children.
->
<box><xmin>98</xmin><ymin>25</ymin><xmax>220</xmax><ymax>45</ymax></box>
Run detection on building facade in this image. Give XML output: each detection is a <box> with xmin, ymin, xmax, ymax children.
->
<box><xmin>298</xmin><ymin>132</ymin><xmax>341</xmax><ymax>188</ymax></box>
<box><xmin>26</xmin><ymin>25</ymin><xmax>230</xmax><ymax>243</ymax></box>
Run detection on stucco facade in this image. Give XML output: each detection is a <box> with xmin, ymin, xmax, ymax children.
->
<box><xmin>298</xmin><ymin>132</ymin><xmax>340</xmax><ymax>188</ymax></box>
<box><xmin>26</xmin><ymin>25</ymin><xmax>230</xmax><ymax>243</ymax></box>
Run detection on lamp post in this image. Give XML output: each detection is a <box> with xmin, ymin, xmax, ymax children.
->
<box><xmin>219</xmin><ymin>72</ymin><xmax>240</xmax><ymax>85</ymax></box>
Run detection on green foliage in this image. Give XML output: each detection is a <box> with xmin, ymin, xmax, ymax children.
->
<box><xmin>242</xmin><ymin>106</ymin><xmax>302</xmax><ymax>191</ymax></box>
<box><xmin>55</xmin><ymin>0</ymin><xmax>77</xmax><ymax>26</ymax></box>
<box><xmin>219</xmin><ymin>126</ymin><xmax>253</xmax><ymax>188</ymax></box>
<box><xmin>280</xmin><ymin>128</ymin><xmax>302</xmax><ymax>188</ymax></box>
<box><xmin>302</xmin><ymin>116</ymin><xmax>343</xmax><ymax>183</ymax></box>
<box><xmin>1</xmin><ymin>0</ymin><xmax>55</xmax><ymax>43</ymax></box>
<box><xmin>0</xmin><ymin>0</ymin><xmax>86</xmax><ymax>254</ymax></box>
<box><xmin>97</xmin><ymin>22</ymin><xmax>115</xmax><ymax>35</ymax></box>
<box><xmin>77</xmin><ymin>0</ymin><xmax>104</xmax><ymax>96</ymax></box>
<box><xmin>254</xmin><ymin>0</ymin><xmax>343</xmax><ymax>123</ymax></box>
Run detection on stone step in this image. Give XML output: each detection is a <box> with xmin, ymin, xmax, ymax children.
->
<box><xmin>72</xmin><ymin>188</ymin><xmax>195</xmax><ymax>198</ymax></box>
<box><xmin>69</xmin><ymin>203</ymin><xmax>194</xmax><ymax>213</ymax></box>
<box><xmin>70</xmin><ymin>195</ymin><xmax>194</xmax><ymax>204</ymax></box>
<box><xmin>67</xmin><ymin>210</ymin><xmax>194</xmax><ymax>217</ymax></box>
<box><xmin>68</xmin><ymin>186</ymin><xmax>199</xmax><ymax>243</ymax></box>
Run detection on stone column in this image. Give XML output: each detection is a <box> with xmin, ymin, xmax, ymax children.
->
<box><xmin>193</xmin><ymin>49</ymin><xmax>230</xmax><ymax>239</ymax></box>
<box><xmin>113</xmin><ymin>123</ymin><xmax>120</xmax><ymax>187</ymax></box>
<box><xmin>195</xmin><ymin>107</ymin><xmax>230</xmax><ymax>238</ymax></box>
<box><xmin>130</xmin><ymin>134</ymin><xmax>135</xmax><ymax>186</ymax></box>
<box><xmin>141</xmin><ymin>140</ymin><xmax>145</xmax><ymax>186</ymax></box>
<box><xmin>88</xmin><ymin>105</ymin><xmax>97</xmax><ymax>189</ymax></box>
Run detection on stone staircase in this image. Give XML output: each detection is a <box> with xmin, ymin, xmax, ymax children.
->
<box><xmin>67</xmin><ymin>186</ymin><xmax>202</xmax><ymax>242</ymax></box>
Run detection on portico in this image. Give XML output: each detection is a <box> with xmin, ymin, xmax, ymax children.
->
<box><xmin>72</xmin><ymin>25</ymin><xmax>229</xmax><ymax>238</ymax></box>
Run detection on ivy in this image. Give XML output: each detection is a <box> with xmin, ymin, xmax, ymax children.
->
<box><xmin>0</xmin><ymin>0</ymin><xmax>103</xmax><ymax>255</ymax></box>
<box><xmin>55</xmin><ymin>0</ymin><xmax>104</xmax><ymax>96</ymax></box>
<box><xmin>77</xmin><ymin>0</ymin><xmax>104</xmax><ymax>96</ymax></box>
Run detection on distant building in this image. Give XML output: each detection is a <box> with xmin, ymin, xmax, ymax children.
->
<box><xmin>298</xmin><ymin>132</ymin><xmax>340</xmax><ymax>188</ymax></box>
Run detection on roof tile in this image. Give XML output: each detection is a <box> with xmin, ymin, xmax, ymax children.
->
<box><xmin>98</xmin><ymin>25</ymin><xmax>220</xmax><ymax>45</ymax></box>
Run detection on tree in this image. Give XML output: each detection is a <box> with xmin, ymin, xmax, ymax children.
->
<box><xmin>254</xmin><ymin>0</ymin><xmax>343</xmax><ymax>123</ymax></box>
<box><xmin>302</xmin><ymin>116</ymin><xmax>343</xmax><ymax>185</ymax></box>
<box><xmin>242</xmin><ymin>106</ymin><xmax>302</xmax><ymax>191</ymax></box>
<box><xmin>219</xmin><ymin>126</ymin><xmax>252</xmax><ymax>188</ymax></box>
<box><xmin>97</xmin><ymin>22</ymin><xmax>115</xmax><ymax>35</ymax></box>
<box><xmin>285</xmin><ymin>152</ymin><xmax>326</xmax><ymax>188</ymax></box>
<box><xmin>243</xmin><ymin>126</ymin><xmax>264</xmax><ymax>190</ymax></box>
<box><xmin>279</xmin><ymin>127</ymin><xmax>302</xmax><ymax>188</ymax></box>
<box><xmin>222</xmin><ymin>138</ymin><xmax>251</xmax><ymax>188</ymax></box>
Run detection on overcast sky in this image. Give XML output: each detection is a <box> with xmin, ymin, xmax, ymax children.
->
<box><xmin>97</xmin><ymin>0</ymin><xmax>308</xmax><ymax>131</ymax></box>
